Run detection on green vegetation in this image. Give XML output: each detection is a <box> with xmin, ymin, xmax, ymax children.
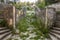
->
<box><xmin>27</xmin><ymin>6</ymin><xmax>33</xmax><ymax>10</ymax></box>
<box><xmin>0</xmin><ymin>19</ymin><xmax>7</xmax><ymax>27</ymax></box>
<box><xmin>37</xmin><ymin>0</ymin><xmax>60</xmax><ymax>8</ymax></box>
<box><xmin>16</xmin><ymin>12</ymin><xmax>49</xmax><ymax>40</ymax></box>
<box><xmin>36</xmin><ymin>0</ymin><xmax>45</xmax><ymax>8</ymax></box>
<box><xmin>12</xmin><ymin>3</ymin><xmax>22</xmax><ymax>10</ymax></box>
<box><xmin>45</xmin><ymin>0</ymin><xmax>60</xmax><ymax>6</ymax></box>
<box><xmin>0</xmin><ymin>11</ymin><xmax>8</xmax><ymax>27</ymax></box>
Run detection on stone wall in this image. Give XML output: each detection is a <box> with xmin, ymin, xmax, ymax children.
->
<box><xmin>46</xmin><ymin>3</ymin><xmax>60</xmax><ymax>27</ymax></box>
<box><xmin>0</xmin><ymin>4</ymin><xmax>13</xmax><ymax>28</ymax></box>
<box><xmin>46</xmin><ymin>7</ymin><xmax>56</xmax><ymax>27</ymax></box>
<box><xmin>55</xmin><ymin>11</ymin><xmax>60</xmax><ymax>27</ymax></box>
<box><xmin>35</xmin><ymin>7</ymin><xmax>56</xmax><ymax>27</ymax></box>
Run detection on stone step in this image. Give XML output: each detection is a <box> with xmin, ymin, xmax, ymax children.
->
<box><xmin>0</xmin><ymin>31</ymin><xmax>12</xmax><ymax>40</ymax></box>
<box><xmin>0</xmin><ymin>27</ymin><xmax>7</xmax><ymax>30</ymax></box>
<box><xmin>49</xmin><ymin>34</ymin><xmax>58</xmax><ymax>40</ymax></box>
<box><xmin>0</xmin><ymin>31</ymin><xmax>11</xmax><ymax>38</ymax></box>
<box><xmin>0</xmin><ymin>28</ymin><xmax>9</xmax><ymax>31</ymax></box>
<box><xmin>51</xmin><ymin>32</ymin><xmax>60</xmax><ymax>38</ymax></box>
<box><xmin>2</xmin><ymin>34</ymin><xmax>12</xmax><ymax>40</ymax></box>
<box><xmin>52</xmin><ymin>27</ymin><xmax>60</xmax><ymax>31</ymax></box>
<box><xmin>53</xmin><ymin>27</ymin><xmax>60</xmax><ymax>29</ymax></box>
<box><xmin>50</xmin><ymin>31</ymin><xmax>60</xmax><ymax>39</ymax></box>
<box><xmin>50</xmin><ymin>30</ymin><xmax>60</xmax><ymax>35</ymax></box>
<box><xmin>0</xmin><ymin>29</ymin><xmax>10</xmax><ymax>34</ymax></box>
<box><xmin>49</xmin><ymin>32</ymin><xmax>60</xmax><ymax>40</ymax></box>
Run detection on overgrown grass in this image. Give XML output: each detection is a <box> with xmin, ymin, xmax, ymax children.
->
<box><xmin>16</xmin><ymin>13</ymin><xmax>49</xmax><ymax>40</ymax></box>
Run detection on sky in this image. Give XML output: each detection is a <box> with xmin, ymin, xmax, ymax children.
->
<box><xmin>20</xmin><ymin>0</ymin><xmax>38</xmax><ymax>3</ymax></box>
<box><xmin>9</xmin><ymin>0</ymin><xmax>38</xmax><ymax>3</ymax></box>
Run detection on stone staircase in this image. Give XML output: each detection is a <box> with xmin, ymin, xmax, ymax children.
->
<box><xmin>49</xmin><ymin>27</ymin><xmax>60</xmax><ymax>40</ymax></box>
<box><xmin>49</xmin><ymin>12</ymin><xmax>60</xmax><ymax>40</ymax></box>
<box><xmin>0</xmin><ymin>27</ymin><xmax>12</xmax><ymax>40</ymax></box>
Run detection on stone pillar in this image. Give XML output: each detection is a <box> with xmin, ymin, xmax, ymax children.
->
<box><xmin>45</xmin><ymin>7</ymin><xmax>56</xmax><ymax>28</ymax></box>
<box><xmin>13</xmin><ymin>6</ymin><xmax>16</xmax><ymax>29</ymax></box>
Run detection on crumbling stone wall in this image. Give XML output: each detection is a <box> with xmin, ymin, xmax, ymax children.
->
<box><xmin>4</xmin><ymin>6</ymin><xmax>13</xmax><ymax>28</ymax></box>
<box><xmin>0</xmin><ymin>4</ymin><xmax>13</xmax><ymax>28</ymax></box>
<box><xmin>46</xmin><ymin>7</ymin><xmax>56</xmax><ymax>27</ymax></box>
<box><xmin>35</xmin><ymin>7</ymin><xmax>56</xmax><ymax>28</ymax></box>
